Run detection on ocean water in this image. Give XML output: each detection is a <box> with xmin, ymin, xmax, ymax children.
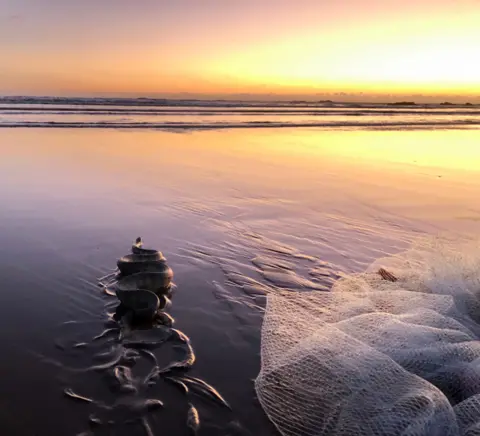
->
<box><xmin>0</xmin><ymin>99</ymin><xmax>480</xmax><ymax>435</ymax></box>
<box><xmin>1</xmin><ymin>98</ymin><xmax>480</xmax><ymax>129</ymax></box>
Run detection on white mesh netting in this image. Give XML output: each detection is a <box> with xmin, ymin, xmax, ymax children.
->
<box><xmin>255</xmin><ymin>237</ymin><xmax>480</xmax><ymax>436</ymax></box>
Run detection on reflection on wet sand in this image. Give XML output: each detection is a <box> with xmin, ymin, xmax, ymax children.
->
<box><xmin>1</xmin><ymin>128</ymin><xmax>479</xmax><ymax>435</ymax></box>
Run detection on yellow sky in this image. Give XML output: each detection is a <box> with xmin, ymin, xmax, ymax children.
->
<box><xmin>1</xmin><ymin>0</ymin><xmax>479</xmax><ymax>101</ymax></box>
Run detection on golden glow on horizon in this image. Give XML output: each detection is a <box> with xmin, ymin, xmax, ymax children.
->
<box><xmin>206</xmin><ymin>14</ymin><xmax>480</xmax><ymax>97</ymax></box>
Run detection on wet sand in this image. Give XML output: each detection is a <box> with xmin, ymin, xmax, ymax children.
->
<box><xmin>0</xmin><ymin>128</ymin><xmax>479</xmax><ymax>435</ymax></box>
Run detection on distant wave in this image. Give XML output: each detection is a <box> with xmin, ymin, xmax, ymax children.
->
<box><xmin>1</xmin><ymin>96</ymin><xmax>478</xmax><ymax>109</ymax></box>
<box><xmin>0</xmin><ymin>97</ymin><xmax>341</xmax><ymax>108</ymax></box>
<box><xmin>1</xmin><ymin>100</ymin><xmax>479</xmax><ymax>130</ymax></box>
<box><xmin>1</xmin><ymin>120</ymin><xmax>479</xmax><ymax>130</ymax></box>
<box><xmin>2</xmin><ymin>108</ymin><xmax>480</xmax><ymax>116</ymax></box>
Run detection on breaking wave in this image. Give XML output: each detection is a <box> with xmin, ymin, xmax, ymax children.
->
<box><xmin>1</xmin><ymin>99</ymin><xmax>479</xmax><ymax>130</ymax></box>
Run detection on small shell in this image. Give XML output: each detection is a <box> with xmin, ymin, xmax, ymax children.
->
<box><xmin>115</xmin><ymin>289</ymin><xmax>160</xmax><ymax>321</ymax></box>
<box><xmin>116</xmin><ymin>271</ymin><xmax>173</xmax><ymax>295</ymax></box>
<box><xmin>132</xmin><ymin>237</ymin><xmax>162</xmax><ymax>256</ymax></box>
<box><xmin>156</xmin><ymin>311</ymin><xmax>175</xmax><ymax>327</ymax></box>
<box><xmin>117</xmin><ymin>254</ymin><xmax>169</xmax><ymax>276</ymax></box>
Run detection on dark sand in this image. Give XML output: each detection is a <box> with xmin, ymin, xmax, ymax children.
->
<box><xmin>0</xmin><ymin>128</ymin><xmax>479</xmax><ymax>435</ymax></box>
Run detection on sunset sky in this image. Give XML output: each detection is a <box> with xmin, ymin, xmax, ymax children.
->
<box><xmin>1</xmin><ymin>0</ymin><xmax>479</xmax><ymax>102</ymax></box>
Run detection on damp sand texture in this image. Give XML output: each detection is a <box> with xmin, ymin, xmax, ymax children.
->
<box><xmin>0</xmin><ymin>127</ymin><xmax>480</xmax><ymax>435</ymax></box>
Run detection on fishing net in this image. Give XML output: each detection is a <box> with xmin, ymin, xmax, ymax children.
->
<box><xmin>255</xmin><ymin>237</ymin><xmax>480</xmax><ymax>436</ymax></box>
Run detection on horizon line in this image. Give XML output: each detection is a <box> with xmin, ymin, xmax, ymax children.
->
<box><xmin>0</xmin><ymin>95</ymin><xmax>478</xmax><ymax>106</ymax></box>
